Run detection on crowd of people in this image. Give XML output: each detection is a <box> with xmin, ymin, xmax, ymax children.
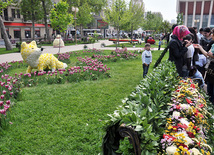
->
<box><xmin>167</xmin><ymin>24</ymin><xmax>214</xmax><ymax>104</ymax></box>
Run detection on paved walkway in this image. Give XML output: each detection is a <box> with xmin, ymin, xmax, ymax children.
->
<box><xmin>0</xmin><ymin>40</ymin><xmax>164</xmax><ymax>64</ymax></box>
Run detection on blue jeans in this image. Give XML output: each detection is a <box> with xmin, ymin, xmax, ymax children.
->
<box><xmin>143</xmin><ymin>64</ymin><xmax>150</xmax><ymax>78</ymax></box>
<box><xmin>207</xmin><ymin>82</ymin><xmax>214</xmax><ymax>104</ymax></box>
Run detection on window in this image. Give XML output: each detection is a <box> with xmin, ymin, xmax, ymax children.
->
<box><xmin>194</xmin><ymin>15</ymin><xmax>201</xmax><ymax>29</ymax></box>
<box><xmin>25</xmin><ymin>28</ymin><xmax>31</xmax><ymax>38</ymax></box>
<box><xmin>14</xmin><ymin>28</ymin><xmax>21</xmax><ymax>38</ymax></box>
<box><xmin>35</xmin><ymin>28</ymin><xmax>40</xmax><ymax>37</ymax></box>
<box><xmin>11</xmin><ymin>9</ymin><xmax>16</xmax><ymax>18</ymax></box>
<box><xmin>17</xmin><ymin>9</ymin><xmax>20</xmax><ymax>18</ymax></box>
<box><xmin>187</xmin><ymin>15</ymin><xmax>193</xmax><ymax>27</ymax></box>
<box><xmin>3</xmin><ymin>9</ymin><xmax>8</xmax><ymax>21</ymax></box>
<box><xmin>202</xmin><ymin>15</ymin><xmax>209</xmax><ymax>28</ymax></box>
<box><xmin>183</xmin><ymin>15</ymin><xmax>185</xmax><ymax>25</ymax></box>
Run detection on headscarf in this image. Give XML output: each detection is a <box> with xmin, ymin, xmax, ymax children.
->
<box><xmin>173</xmin><ymin>25</ymin><xmax>190</xmax><ymax>40</ymax></box>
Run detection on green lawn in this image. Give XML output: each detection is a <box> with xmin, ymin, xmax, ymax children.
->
<box><xmin>0</xmin><ymin>48</ymin><xmax>19</xmax><ymax>55</ymax></box>
<box><xmin>0</xmin><ymin>50</ymin><xmax>168</xmax><ymax>154</ymax></box>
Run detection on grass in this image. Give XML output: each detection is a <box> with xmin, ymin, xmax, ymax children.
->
<box><xmin>0</xmin><ymin>48</ymin><xmax>19</xmax><ymax>55</ymax></box>
<box><xmin>0</xmin><ymin>50</ymin><xmax>168</xmax><ymax>154</ymax></box>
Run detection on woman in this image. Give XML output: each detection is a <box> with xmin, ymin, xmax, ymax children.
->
<box><xmin>194</xmin><ymin>28</ymin><xmax>214</xmax><ymax>104</ymax></box>
<box><xmin>168</xmin><ymin>25</ymin><xmax>191</xmax><ymax>77</ymax></box>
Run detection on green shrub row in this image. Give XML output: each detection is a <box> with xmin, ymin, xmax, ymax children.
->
<box><xmin>102</xmin><ymin>61</ymin><xmax>180</xmax><ymax>154</ymax></box>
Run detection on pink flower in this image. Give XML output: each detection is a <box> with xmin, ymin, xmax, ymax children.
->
<box><xmin>2</xmin><ymin>90</ymin><xmax>6</xmax><ymax>94</ymax></box>
<box><xmin>0</xmin><ymin>101</ymin><xmax>4</xmax><ymax>106</ymax></box>
<box><xmin>0</xmin><ymin>95</ymin><xmax>4</xmax><ymax>100</ymax></box>
<box><xmin>10</xmin><ymin>92</ymin><xmax>13</xmax><ymax>96</ymax></box>
<box><xmin>4</xmin><ymin>105</ymin><xmax>10</xmax><ymax>110</ymax></box>
<box><xmin>0</xmin><ymin>109</ymin><xmax>6</xmax><ymax>115</ymax></box>
<box><xmin>5</xmin><ymin>85</ymin><xmax>9</xmax><ymax>88</ymax></box>
<box><xmin>6</xmin><ymin>100</ymin><xmax>10</xmax><ymax>105</ymax></box>
<box><xmin>8</xmin><ymin>87</ymin><xmax>12</xmax><ymax>91</ymax></box>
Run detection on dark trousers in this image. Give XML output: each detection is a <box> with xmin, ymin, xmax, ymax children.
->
<box><xmin>196</xmin><ymin>65</ymin><xmax>205</xmax><ymax>77</ymax></box>
<box><xmin>207</xmin><ymin>82</ymin><xmax>214</xmax><ymax>104</ymax></box>
<box><xmin>143</xmin><ymin>64</ymin><xmax>150</xmax><ymax>78</ymax></box>
<box><xmin>158</xmin><ymin>45</ymin><xmax>161</xmax><ymax>50</ymax></box>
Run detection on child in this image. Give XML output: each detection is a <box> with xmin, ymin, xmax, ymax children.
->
<box><xmin>189</xmin><ymin>66</ymin><xmax>204</xmax><ymax>88</ymax></box>
<box><xmin>142</xmin><ymin>43</ymin><xmax>152</xmax><ymax>78</ymax></box>
<box><xmin>158</xmin><ymin>39</ymin><xmax>162</xmax><ymax>50</ymax></box>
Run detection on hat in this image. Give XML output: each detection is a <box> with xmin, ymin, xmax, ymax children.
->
<box><xmin>203</xmin><ymin>27</ymin><xmax>211</xmax><ymax>33</ymax></box>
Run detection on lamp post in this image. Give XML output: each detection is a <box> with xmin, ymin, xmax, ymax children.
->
<box><xmin>194</xmin><ymin>19</ymin><xmax>200</xmax><ymax>28</ymax></box>
<box><xmin>72</xmin><ymin>7</ymin><xmax>79</xmax><ymax>45</ymax></box>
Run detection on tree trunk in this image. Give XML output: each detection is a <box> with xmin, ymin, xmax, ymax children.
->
<box><xmin>41</xmin><ymin>0</ymin><xmax>50</xmax><ymax>41</ymax></box>
<box><xmin>32</xmin><ymin>15</ymin><xmax>35</xmax><ymax>40</ymax></box>
<box><xmin>0</xmin><ymin>16</ymin><xmax>12</xmax><ymax>50</ymax></box>
<box><xmin>116</xmin><ymin>27</ymin><xmax>119</xmax><ymax>49</ymax></box>
<box><xmin>31</xmin><ymin>0</ymin><xmax>35</xmax><ymax>40</ymax></box>
<box><xmin>80</xmin><ymin>24</ymin><xmax>83</xmax><ymax>39</ymax></box>
<box><xmin>131</xmin><ymin>25</ymin><xmax>133</xmax><ymax>43</ymax></box>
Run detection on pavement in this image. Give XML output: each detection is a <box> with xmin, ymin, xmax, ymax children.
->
<box><xmin>0</xmin><ymin>40</ymin><xmax>164</xmax><ymax>64</ymax></box>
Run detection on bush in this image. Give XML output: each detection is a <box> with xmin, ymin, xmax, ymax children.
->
<box><xmin>102</xmin><ymin>61</ymin><xmax>180</xmax><ymax>154</ymax></box>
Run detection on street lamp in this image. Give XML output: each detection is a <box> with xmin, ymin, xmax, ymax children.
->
<box><xmin>194</xmin><ymin>19</ymin><xmax>200</xmax><ymax>28</ymax></box>
<box><xmin>72</xmin><ymin>7</ymin><xmax>79</xmax><ymax>45</ymax></box>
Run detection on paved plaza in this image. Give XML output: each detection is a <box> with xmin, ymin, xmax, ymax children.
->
<box><xmin>0</xmin><ymin>40</ymin><xmax>163</xmax><ymax>64</ymax></box>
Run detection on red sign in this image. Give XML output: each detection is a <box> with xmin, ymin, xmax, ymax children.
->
<box><xmin>4</xmin><ymin>22</ymin><xmax>50</xmax><ymax>27</ymax></box>
<box><xmin>97</xmin><ymin>20</ymin><xmax>108</xmax><ymax>29</ymax></box>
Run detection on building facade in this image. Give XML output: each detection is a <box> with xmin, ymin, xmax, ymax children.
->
<box><xmin>0</xmin><ymin>0</ymin><xmax>59</xmax><ymax>41</ymax></box>
<box><xmin>176</xmin><ymin>0</ymin><xmax>214</xmax><ymax>29</ymax></box>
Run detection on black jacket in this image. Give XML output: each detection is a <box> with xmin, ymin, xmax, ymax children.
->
<box><xmin>168</xmin><ymin>35</ymin><xmax>188</xmax><ymax>76</ymax></box>
<box><xmin>200</xmin><ymin>36</ymin><xmax>212</xmax><ymax>52</ymax></box>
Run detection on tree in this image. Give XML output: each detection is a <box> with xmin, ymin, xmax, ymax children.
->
<box><xmin>158</xmin><ymin>20</ymin><xmax>171</xmax><ymax>34</ymax></box>
<box><xmin>19</xmin><ymin>0</ymin><xmax>43</xmax><ymax>40</ymax></box>
<box><xmin>143</xmin><ymin>11</ymin><xmax>163</xmax><ymax>32</ymax></box>
<box><xmin>103</xmin><ymin>0</ymin><xmax>129</xmax><ymax>49</ymax></box>
<box><xmin>123</xmin><ymin>0</ymin><xmax>144</xmax><ymax>41</ymax></box>
<box><xmin>66</xmin><ymin>0</ymin><xmax>106</xmax><ymax>38</ymax></box>
<box><xmin>40</xmin><ymin>0</ymin><xmax>53</xmax><ymax>41</ymax></box>
<box><xmin>0</xmin><ymin>0</ymin><xmax>13</xmax><ymax>50</ymax></box>
<box><xmin>50</xmin><ymin>1</ymin><xmax>73</xmax><ymax>35</ymax></box>
<box><xmin>177</xmin><ymin>13</ymin><xmax>183</xmax><ymax>25</ymax></box>
<box><xmin>76</xmin><ymin>2</ymin><xmax>92</xmax><ymax>38</ymax></box>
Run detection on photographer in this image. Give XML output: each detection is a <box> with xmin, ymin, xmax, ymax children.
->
<box><xmin>168</xmin><ymin>25</ymin><xmax>191</xmax><ymax>77</ymax></box>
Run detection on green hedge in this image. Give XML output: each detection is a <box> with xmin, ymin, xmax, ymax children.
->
<box><xmin>102</xmin><ymin>61</ymin><xmax>179</xmax><ymax>154</ymax></box>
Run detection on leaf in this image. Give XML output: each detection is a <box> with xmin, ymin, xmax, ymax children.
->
<box><xmin>135</xmin><ymin>125</ymin><xmax>143</xmax><ymax>132</ymax></box>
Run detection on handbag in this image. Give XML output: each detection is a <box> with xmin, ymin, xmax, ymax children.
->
<box><xmin>205</xmin><ymin>61</ymin><xmax>214</xmax><ymax>84</ymax></box>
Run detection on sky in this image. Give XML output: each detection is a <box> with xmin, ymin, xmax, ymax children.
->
<box><xmin>143</xmin><ymin>0</ymin><xmax>177</xmax><ymax>22</ymax></box>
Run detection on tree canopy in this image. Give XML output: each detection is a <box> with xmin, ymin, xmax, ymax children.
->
<box><xmin>143</xmin><ymin>11</ymin><xmax>163</xmax><ymax>32</ymax></box>
<box><xmin>50</xmin><ymin>0</ymin><xmax>73</xmax><ymax>34</ymax></box>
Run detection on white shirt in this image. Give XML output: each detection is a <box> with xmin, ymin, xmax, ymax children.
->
<box><xmin>182</xmin><ymin>44</ymin><xmax>195</xmax><ymax>70</ymax></box>
<box><xmin>142</xmin><ymin>50</ymin><xmax>152</xmax><ymax>64</ymax></box>
<box><xmin>195</xmin><ymin>54</ymin><xmax>207</xmax><ymax>67</ymax></box>
<box><xmin>197</xmin><ymin>32</ymin><xmax>203</xmax><ymax>42</ymax></box>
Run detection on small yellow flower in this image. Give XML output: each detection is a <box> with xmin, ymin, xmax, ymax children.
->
<box><xmin>179</xmin><ymin>146</ymin><xmax>184</xmax><ymax>150</ymax></box>
<box><xmin>201</xmin><ymin>149</ymin><xmax>204</xmax><ymax>154</ymax></box>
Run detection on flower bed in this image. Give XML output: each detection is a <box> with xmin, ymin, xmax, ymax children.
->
<box><xmin>161</xmin><ymin>79</ymin><xmax>213</xmax><ymax>155</ymax></box>
<box><xmin>102</xmin><ymin>61</ymin><xmax>214</xmax><ymax>154</ymax></box>
<box><xmin>109</xmin><ymin>39</ymin><xmax>139</xmax><ymax>43</ymax></box>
